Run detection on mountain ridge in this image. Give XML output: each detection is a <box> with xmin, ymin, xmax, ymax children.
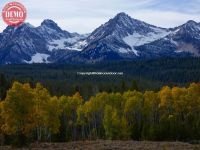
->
<box><xmin>0</xmin><ymin>12</ymin><xmax>199</xmax><ymax>64</ymax></box>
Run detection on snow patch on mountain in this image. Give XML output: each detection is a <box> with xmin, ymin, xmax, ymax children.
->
<box><xmin>119</xmin><ymin>48</ymin><xmax>131</xmax><ymax>53</ymax></box>
<box><xmin>119</xmin><ymin>29</ymin><xmax>170</xmax><ymax>56</ymax></box>
<box><xmin>65</xmin><ymin>36</ymin><xmax>83</xmax><ymax>44</ymax></box>
<box><xmin>132</xmin><ymin>48</ymin><xmax>139</xmax><ymax>56</ymax></box>
<box><xmin>175</xmin><ymin>50</ymin><xmax>183</xmax><ymax>53</ymax></box>
<box><xmin>70</xmin><ymin>40</ymin><xmax>88</xmax><ymax>51</ymax></box>
<box><xmin>170</xmin><ymin>39</ymin><xmax>179</xmax><ymax>46</ymax></box>
<box><xmin>48</xmin><ymin>36</ymin><xmax>88</xmax><ymax>51</ymax></box>
<box><xmin>48</xmin><ymin>38</ymin><xmax>67</xmax><ymax>51</ymax></box>
<box><xmin>123</xmin><ymin>30</ymin><xmax>169</xmax><ymax>48</ymax></box>
<box><xmin>119</xmin><ymin>48</ymin><xmax>139</xmax><ymax>56</ymax></box>
<box><xmin>25</xmin><ymin>53</ymin><xmax>50</xmax><ymax>63</ymax></box>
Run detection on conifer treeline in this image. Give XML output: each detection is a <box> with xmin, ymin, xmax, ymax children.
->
<box><xmin>0</xmin><ymin>82</ymin><xmax>200</xmax><ymax>146</ymax></box>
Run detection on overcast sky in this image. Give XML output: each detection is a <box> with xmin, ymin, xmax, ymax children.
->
<box><xmin>0</xmin><ymin>0</ymin><xmax>200</xmax><ymax>33</ymax></box>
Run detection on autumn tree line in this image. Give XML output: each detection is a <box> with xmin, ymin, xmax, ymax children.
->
<box><xmin>0</xmin><ymin>82</ymin><xmax>200</xmax><ymax>146</ymax></box>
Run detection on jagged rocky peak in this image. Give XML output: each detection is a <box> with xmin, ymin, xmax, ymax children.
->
<box><xmin>104</xmin><ymin>12</ymin><xmax>137</xmax><ymax>29</ymax></box>
<box><xmin>180</xmin><ymin>20</ymin><xmax>199</xmax><ymax>30</ymax></box>
<box><xmin>185</xmin><ymin>20</ymin><xmax>198</xmax><ymax>25</ymax></box>
<box><xmin>39</xmin><ymin>19</ymin><xmax>72</xmax><ymax>40</ymax></box>
<box><xmin>40</xmin><ymin>19</ymin><xmax>64</xmax><ymax>32</ymax></box>
<box><xmin>41</xmin><ymin>19</ymin><xmax>58</xmax><ymax>27</ymax></box>
<box><xmin>0</xmin><ymin>12</ymin><xmax>199</xmax><ymax>64</ymax></box>
<box><xmin>20</xmin><ymin>22</ymin><xmax>35</xmax><ymax>28</ymax></box>
<box><xmin>2</xmin><ymin>26</ymin><xmax>15</xmax><ymax>34</ymax></box>
<box><xmin>111</xmin><ymin>12</ymin><xmax>153</xmax><ymax>29</ymax></box>
<box><xmin>175</xmin><ymin>20</ymin><xmax>200</xmax><ymax>36</ymax></box>
<box><xmin>16</xmin><ymin>23</ymin><xmax>35</xmax><ymax>32</ymax></box>
<box><xmin>3</xmin><ymin>23</ymin><xmax>34</xmax><ymax>33</ymax></box>
<box><xmin>88</xmin><ymin>12</ymin><xmax>161</xmax><ymax>43</ymax></box>
<box><xmin>113</xmin><ymin>12</ymin><xmax>132</xmax><ymax>22</ymax></box>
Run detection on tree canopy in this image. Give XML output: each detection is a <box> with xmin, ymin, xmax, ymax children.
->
<box><xmin>0</xmin><ymin>82</ymin><xmax>199</xmax><ymax>146</ymax></box>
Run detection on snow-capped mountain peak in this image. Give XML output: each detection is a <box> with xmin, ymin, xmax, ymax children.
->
<box><xmin>0</xmin><ymin>20</ymin><xmax>88</xmax><ymax>64</ymax></box>
<box><xmin>83</xmin><ymin>12</ymin><xmax>170</xmax><ymax>59</ymax></box>
<box><xmin>38</xmin><ymin>19</ymin><xmax>72</xmax><ymax>41</ymax></box>
<box><xmin>88</xmin><ymin>12</ymin><xmax>157</xmax><ymax>41</ymax></box>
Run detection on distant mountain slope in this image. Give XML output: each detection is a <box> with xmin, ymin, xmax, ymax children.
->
<box><xmin>136</xmin><ymin>20</ymin><xmax>200</xmax><ymax>58</ymax></box>
<box><xmin>73</xmin><ymin>13</ymin><xmax>171</xmax><ymax>62</ymax></box>
<box><xmin>0</xmin><ymin>12</ymin><xmax>199</xmax><ymax>64</ymax></box>
<box><xmin>0</xmin><ymin>20</ymin><xmax>87</xmax><ymax>64</ymax></box>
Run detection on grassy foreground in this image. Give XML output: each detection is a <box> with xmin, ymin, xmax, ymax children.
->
<box><xmin>1</xmin><ymin>141</ymin><xmax>200</xmax><ymax>150</ymax></box>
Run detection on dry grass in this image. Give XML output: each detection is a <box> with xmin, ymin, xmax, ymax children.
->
<box><xmin>1</xmin><ymin>140</ymin><xmax>200</xmax><ymax>150</ymax></box>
